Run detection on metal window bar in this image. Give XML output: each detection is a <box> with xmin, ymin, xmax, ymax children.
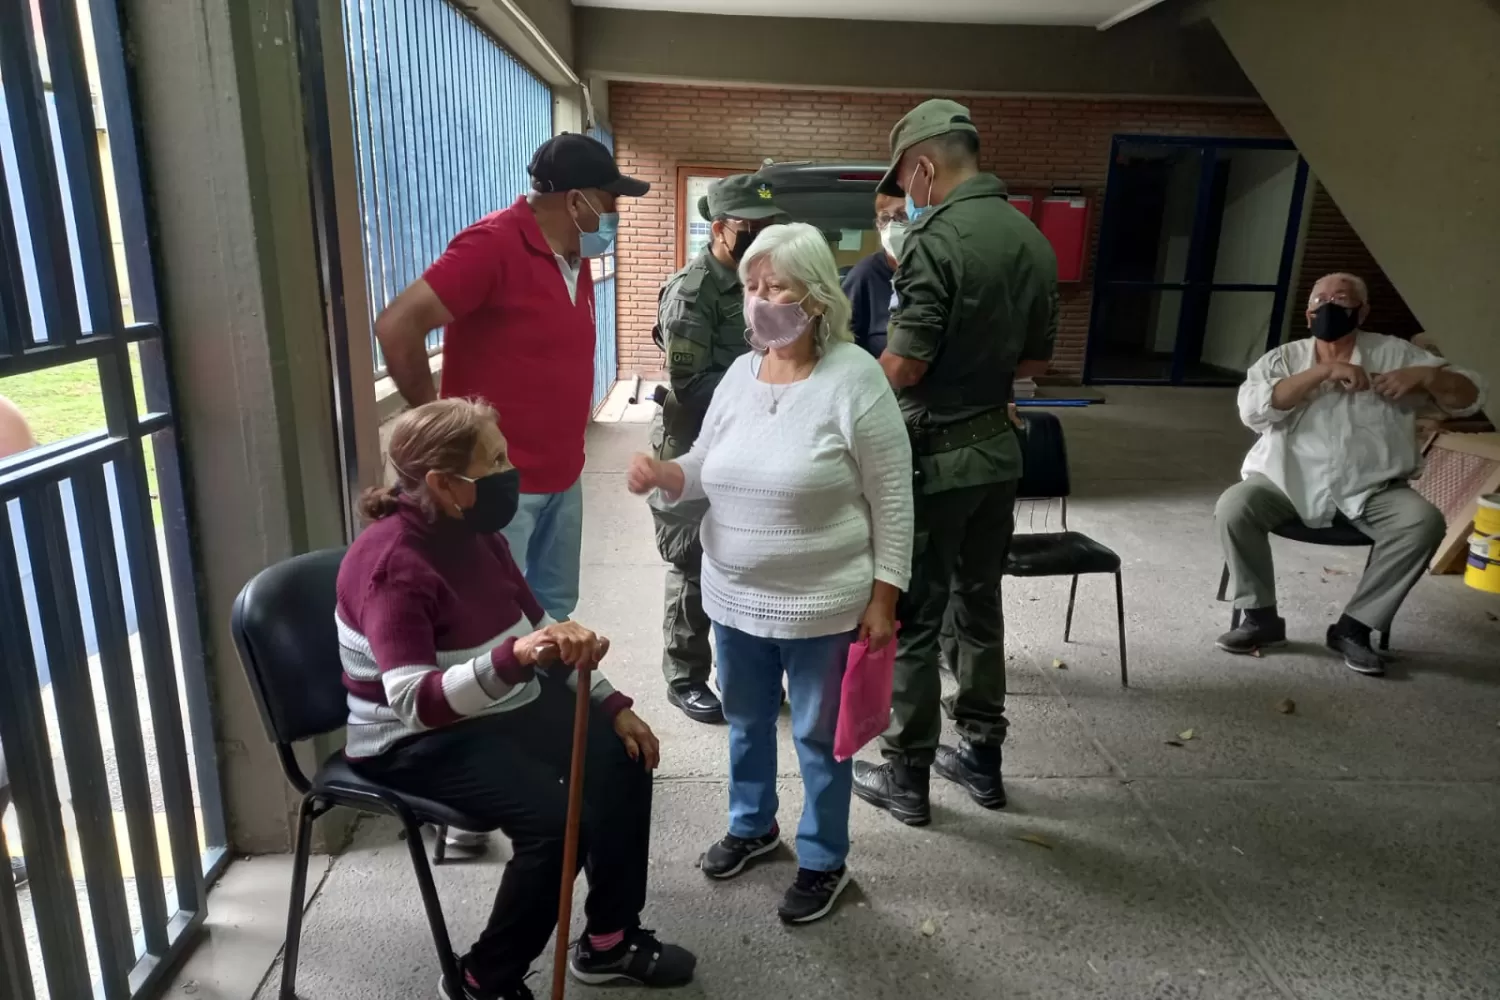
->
<box><xmin>0</xmin><ymin>0</ymin><xmax>225</xmax><ymax>996</ymax></box>
<box><xmin>587</xmin><ymin>125</ymin><xmax>617</xmax><ymax>411</ymax></box>
<box><xmin>343</xmin><ymin>0</ymin><xmax>552</xmax><ymax>373</ymax></box>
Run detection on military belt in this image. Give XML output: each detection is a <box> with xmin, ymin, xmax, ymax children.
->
<box><xmin>910</xmin><ymin>407</ymin><xmax>1012</xmax><ymax>456</ymax></box>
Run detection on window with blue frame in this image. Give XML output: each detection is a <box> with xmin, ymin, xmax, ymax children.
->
<box><xmin>342</xmin><ymin>0</ymin><xmax>553</xmax><ymax>372</ymax></box>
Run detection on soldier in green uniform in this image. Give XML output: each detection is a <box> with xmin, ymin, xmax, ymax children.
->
<box><xmin>853</xmin><ymin>99</ymin><xmax>1058</xmax><ymax>825</ymax></box>
<box><xmin>651</xmin><ymin>173</ymin><xmax>788</xmax><ymax>723</ymax></box>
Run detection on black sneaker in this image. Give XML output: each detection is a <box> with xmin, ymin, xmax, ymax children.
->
<box><xmin>777</xmin><ymin>866</ymin><xmax>851</xmax><ymax>924</ymax></box>
<box><xmin>700</xmin><ymin>825</ymin><xmax>781</xmax><ymax>879</ymax></box>
<box><xmin>933</xmin><ymin>743</ymin><xmax>1006</xmax><ymax>809</ymax></box>
<box><xmin>667</xmin><ymin>682</ymin><xmax>724</xmax><ymax>724</ymax></box>
<box><xmin>852</xmin><ymin>761</ymin><xmax>930</xmax><ymax>827</ymax></box>
<box><xmin>1326</xmin><ymin>625</ymin><xmax>1385</xmax><ymax>676</ymax></box>
<box><xmin>10</xmin><ymin>858</ymin><xmax>26</xmax><ymax>889</ymax></box>
<box><xmin>438</xmin><ymin>967</ymin><xmax>534</xmax><ymax>1000</ymax></box>
<box><xmin>1215</xmin><ymin>614</ymin><xmax>1287</xmax><ymax>654</ymax></box>
<box><xmin>569</xmin><ymin>926</ymin><xmax>696</xmax><ymax>988</ymax></box>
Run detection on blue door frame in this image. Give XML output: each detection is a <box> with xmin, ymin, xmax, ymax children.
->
<box><xmin>1083</xmin><ymin>134</ymin><xmax>1310</xmax><ymax>386</ymax></box>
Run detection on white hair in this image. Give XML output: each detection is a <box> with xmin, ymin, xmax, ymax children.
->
<box><xmin>737</xmin><ymin>222</ymin><xmax>854</xmax><ymax>353</ymax></box>
<box><xmin>1311</xmin><ymin>271</ymin><xmax>1369</xmax><ymax>306</ymax></box>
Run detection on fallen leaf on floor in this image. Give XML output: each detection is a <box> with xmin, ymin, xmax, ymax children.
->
<box><xmin>1053</xmin><ymin>658</ymin><xmax>1068</xmax><ymax>669</ymax></box>
<box><xmin>920</xmin><ymin>918</ymin><xmax>937</xmax><ymax>937</ymax></box>
<box><xmin>1323</xmin><ymin>566</ymin><xmax>1347</xmax><ymax>576</ymax></box>
<box><xmin>1276</xmin><ymin>698</ymin><xmax>1296</xmax><ymax>715</ymax></box>
<box><xmin>1178</xmin><ymin>728</ymin><xmax>1196</xmax><ymax>741</ymax></box>
<box><xmin>1250</xmin><ymin>647</ymin><xmax>1263</xmax><ymax>658</ymax></box>
<box><xmin>1164</xmin><ymin>740</ymin><xmax>1185</xmax><ymax>747</ymax></box>
<box><xmin>1015</xmin><ymin>833</ymin><xmax>1055</xmax><ymax>849</ymax></box>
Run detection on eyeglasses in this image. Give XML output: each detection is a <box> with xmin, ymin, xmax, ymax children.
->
<box><xmin>1310</xmin><ymin>291</ymin><xmax>1361</xmax><ymax>308</ymax></box>
<box><xmin>875</xmin><ymin>212</ymin><xmax>908</xmax><ymax>229</ymax></box>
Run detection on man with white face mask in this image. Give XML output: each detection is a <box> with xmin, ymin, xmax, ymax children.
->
<box><xmin>842</xmin><ymin>192</ymin><xmax>908</xmax><ymax>358</ymax></box>
<box><xmin>854</xmin><ymin>99</ymin><xmax>1058</xmax><ymax>828</ymax></box>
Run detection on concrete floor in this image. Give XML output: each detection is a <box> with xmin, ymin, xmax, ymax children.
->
<box><xmin>247</xmin><ymin>386</ymin><xmax>1500</xmax><ymax>1000</ymax></box>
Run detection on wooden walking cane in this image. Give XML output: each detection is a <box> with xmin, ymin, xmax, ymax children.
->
<box><xmin>552</xmin><ymin>660</ymin><xmax>594</xmax><ymax>1000</ymax></box>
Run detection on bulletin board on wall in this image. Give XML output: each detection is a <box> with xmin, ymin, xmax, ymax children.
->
<box><xmin>675</xmin><ymin>165</ymin><xmax>754</xmax><ymax>270</ymax></box>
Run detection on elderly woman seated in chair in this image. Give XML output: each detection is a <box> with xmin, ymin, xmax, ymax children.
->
<box><xmin>338</xmin><ymin>399</ymin><xmax>695</xmax><ymax>1000</ymax></box>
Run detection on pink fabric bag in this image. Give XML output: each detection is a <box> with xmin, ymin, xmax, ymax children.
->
<box><xmin>834</xmin><ymin>633</ymin><xmax>897</xmax><ymax>762</ymax></box>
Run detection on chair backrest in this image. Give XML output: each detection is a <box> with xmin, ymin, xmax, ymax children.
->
<box><xmin>1015</xmin><ymin>410</ymin><xmax>1071</xmax><ymax>501</ymax></box>
<box><xmin>230</xmin><ymin>547</ymin><xmax>350</xmax><ymax>756</ymax></box>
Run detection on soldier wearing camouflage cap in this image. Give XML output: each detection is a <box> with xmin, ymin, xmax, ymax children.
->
<box><xmin>650</xmin><ymin>173</ymin><xmax>789</xmax><ymax>723</ymax></box>
<box><xmin>853</xmin><ymin>99</ymin><xmax>1059</xmax><ymax>827</ymax></box>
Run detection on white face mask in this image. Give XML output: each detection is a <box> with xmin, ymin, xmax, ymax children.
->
<box><xmin>880</xmin><ymin>221</ymin><xmax>908</xmax><ymax>262</ymax></box>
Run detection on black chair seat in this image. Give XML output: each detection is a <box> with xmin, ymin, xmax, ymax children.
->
<box><xmin>314</xmin><ymin>754</ymin><xmax>488</xmax><ymax>833</ymax></box>
<box><xmin>1271</xmin><ymin>519</ymin><xmax>1371</xmax><ymax>547</ymax></box>
<box><xmin>1007</xmin><ymin>531</ymin><xmax>1122</xmax><ymax>578</ymax></box>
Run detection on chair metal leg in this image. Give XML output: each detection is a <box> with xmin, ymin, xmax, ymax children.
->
<box><xmin>1114</xmin><ymin>572</ymin><xmax>1128</xmax><ymax>687</ymax></box>
<box><xmin>402</xmin><ymin>815</ymin><xmax>463</xmax><ymax>994</ymax></box>
<box><xmin>432</xmin><ymin>825</ymin><xmax>448</xmax><ymax>866</ymax></box>
<box><xmin>280</xmin><ymin>796</ymin><xmax>320</xmax><ymax>999</ymax></box>
<box><xmin>1064</xmin><ymin>575</ymin><xmax>1079</xmax><ymax>642</ymax></box>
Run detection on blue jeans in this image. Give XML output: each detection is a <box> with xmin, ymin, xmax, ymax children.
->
<box><xmin>715</xmin><ymin>624</ymin><xmax>854</xmax><ymax>872</ymax></box>
<box><xmin>500</xmin><ymin>478</ymin><xmax>584</xmax><ymax>621</ymax></box>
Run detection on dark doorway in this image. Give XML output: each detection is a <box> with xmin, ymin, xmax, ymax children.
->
<box><xmin>1085</xmin><ymin>136</ymin><xmax>1309</xmax><ymax>385</ymax></box>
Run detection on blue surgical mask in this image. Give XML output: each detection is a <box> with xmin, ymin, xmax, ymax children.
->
<box><xmin>574</xmin><ymin>194</ymin><xmax>618</xmax><ymax>258</ymax></box>
<box><xmin>905</xmin><ymin>163</ymin><xmax>934</xmax><ymax>223</ymax></box>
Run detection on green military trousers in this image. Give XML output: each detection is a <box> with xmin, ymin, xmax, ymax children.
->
<box><xmin>882</xmin><ymin>479</ymin><xmax>1018</xmax><ymax>767</ymax></box>
<box><xmin>652</xmin><ymin>498</ymin><xmax>713</xmax><ymax>687</ymax></box>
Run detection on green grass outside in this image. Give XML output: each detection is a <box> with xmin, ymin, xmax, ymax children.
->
<box><xmin>2</xmin><ymin>347</ymin><xmax>161</xmax><ymax>507</ymax></box>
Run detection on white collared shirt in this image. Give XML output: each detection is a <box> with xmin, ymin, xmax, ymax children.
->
<box><xmin>553</xmin><ymin>253</ymin><xmax>581</xmax><ymax>305</ymax></box>
<box><xmin>1237</xmin><ymin>331</ymin><xmax>1486</xmax><ymax>526</ymax></box>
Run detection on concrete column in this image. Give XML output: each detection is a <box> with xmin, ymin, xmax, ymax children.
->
<box><xmin>123</xmin><ymin>0</ymin><xmax>356</xmax><ymax>853</ymax></box>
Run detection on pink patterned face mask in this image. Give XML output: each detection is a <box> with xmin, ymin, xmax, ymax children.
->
<box><xmin>744</xmin><ymin>293</ymin><xmax>813</xmax><ymax>351</ymax></box>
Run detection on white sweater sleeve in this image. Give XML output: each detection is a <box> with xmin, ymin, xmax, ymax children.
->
<box><xmin>850</xmin><ymin>383</ymin><xmax>914</xmax><ymax>591</ymax></box>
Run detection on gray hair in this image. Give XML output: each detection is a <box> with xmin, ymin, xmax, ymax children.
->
<box><xmin>1311</xmin><ymin>272</ymin><xmax>1369</xmax><ymax>306</ymax></box>
<box><xmin>738</xmin><ymin>222</ymin><xmax>854</xmax><ymax>353</ymax></box>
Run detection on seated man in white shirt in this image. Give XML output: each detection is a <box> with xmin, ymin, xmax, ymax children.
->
<box><xmin>1215</xmin><ymin>273</ymin><xmax>1486</xmax><ymax>675</ymax></box>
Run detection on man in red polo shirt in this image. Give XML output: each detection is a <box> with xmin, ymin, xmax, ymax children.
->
<box><xmin>376</xmin><ymin>134</ymin><xmax>649</xmax><ymax>628</ymax></box>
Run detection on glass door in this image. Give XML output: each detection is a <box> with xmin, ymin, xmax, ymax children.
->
<box><xmin>1085</xmin><ymin>136</ymin><xmax>1309</xmax><ymax>385</ymax></box>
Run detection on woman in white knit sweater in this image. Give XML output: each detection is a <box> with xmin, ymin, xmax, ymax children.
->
<box><xmin>628</xmin><ymin>223</ymin><xmax>912</xmax><ymax>924</ymax></box>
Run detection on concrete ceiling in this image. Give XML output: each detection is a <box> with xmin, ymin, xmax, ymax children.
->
<box><xmin>570</xmin><ymin>0</ymin><xmax>1169</xmax><ymax>29</ymax></box>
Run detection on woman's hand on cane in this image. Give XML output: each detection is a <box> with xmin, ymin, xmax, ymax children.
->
<box><xmin>517</xmin><ymin>622</ymin><xmax>610</xmax><ymax>669</ymax></box>
<box><xmin>613</xmin><ymin>709</ymin><xmax>660</xmax><ymax>770</ymax></box>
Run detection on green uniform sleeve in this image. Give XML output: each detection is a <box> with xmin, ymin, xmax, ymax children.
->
<box><xmin>660</xmin><ymin>272</ymin><xmax>724</xmax><ymax>417</ymax></box>
<box><xmin>886</xmin><ymin>228</ymin><xmax>956</xmax><ymax>364</ymax></box>
<box><xmin>1022</xmin><ymin>283</ymin><xmax>1059</xmax><ymax>363</ymax></box>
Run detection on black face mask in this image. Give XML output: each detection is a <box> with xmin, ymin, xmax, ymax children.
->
<box><xmin>1310</xmin><ymin>302</ymin><xmax>1360</xmax><ymax>342</ymax></box>
<box><xmin>723</xmin><ymin>227</ymin><xmax>754</xmax><ymax>262</ymax></box>
<box><xmin>458</xmin><ymin>468</ymin><xmax>521</xmax><ymax>534</ymax></box>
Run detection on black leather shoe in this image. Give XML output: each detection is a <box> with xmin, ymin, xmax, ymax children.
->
<box><xmin>668</xmin><ymin>682</ymin><xmax>724</xmax><ymax>724</ymax></box>
<box><xmin>934</xmin><ymin>743</ymin><xmax>1006</xmax><ymax>809</ymax></box>
<box><xmin>852</xmin><ymin>761</ymin><xmax>930</xmax><ymax>826</ymax></box>
<box><xmin>1216</xmin><ymin>612</ymin><xmax>1286</xmax><ymax>655</ymax></box>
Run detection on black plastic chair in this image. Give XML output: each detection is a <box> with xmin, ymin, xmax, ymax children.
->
<box><xmin>1005</xmin><ymin>411</ymin><xmax>1128</xmax><ymax>686</ymax></box>
<box><xmin>1215</xmin><ymin>519</ymin><xmax>1390</xmax><ymax>650</ymax></box>
<box><xmin>231</xmin><ymin>547</ymin><xmax>483</xmax><ymax>998</ymax></box>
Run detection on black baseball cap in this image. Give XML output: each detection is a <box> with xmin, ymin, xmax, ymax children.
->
<box><xmin>527</xmin><ymin>133</ymin><xmax>650</xmax><ymax>197</ymax></box>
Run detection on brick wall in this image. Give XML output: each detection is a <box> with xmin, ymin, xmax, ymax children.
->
<box><xmin>1293</xmin><ymin>184</ymin><xmax>1422</xmax><ymax>339</ymax></box>
<box><xmin>610</xmin><ymin>82</ymin><xmax>1405</xmax><ymax>380</ymax></box>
